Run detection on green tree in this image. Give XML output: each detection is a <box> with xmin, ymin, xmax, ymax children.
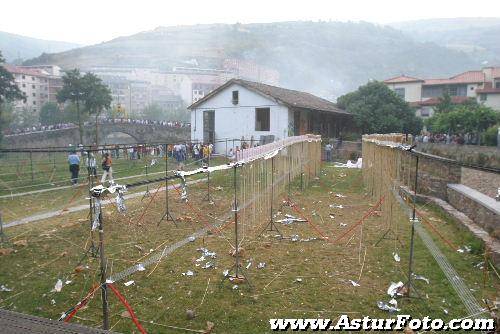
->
<box><xmin>39</xmin><ymin>102</ymin><xmax>62</xmax><ymax>125</ymax></box>
<box><xmin>82</xmin><ymin>73</ymin><xmax>112</xmax><ymax>145</ymax></box>
<box><xmin>57</xmin><ymin>69</ymin><xmax>85</xmax><ymax>144</ymax></box>
<box><xmin>0</xmin><ymin>51</ymin><xmax>26</xmax><ymax>146</ymax></box>
<box><xmin>337</xmin><ymin>81</ymin><xmax>422</xmax><ymax>135</ymax></box>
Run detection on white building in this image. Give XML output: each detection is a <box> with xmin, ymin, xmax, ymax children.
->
<box><xmin>188</xmin><ymin>79</ymin><xmax>351</xmax><ymax>154</ymax></box>
<box><xmin>384</xmin><ymin>67</ymin><xmax>500</xmax><ymax>117</ymax></box>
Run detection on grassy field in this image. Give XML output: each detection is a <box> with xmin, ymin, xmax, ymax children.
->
<box><xmin>0</xmin><ymin>164</ymin><xmax>498</xmax><ymax>333</ymax></box>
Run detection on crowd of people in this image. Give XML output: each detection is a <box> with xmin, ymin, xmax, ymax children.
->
<box><xmin>414</xmin><ymin>133</ymin><xmax>467</xmax><ymax>145</ymax></box>
<box><xmin>5</xmin><ymin>123</ymin><xmax>76</xmax><ymax>136</ymax></box>
<box><xmin>5</xmin><ymin>118</ymin><xmax>190</xmax><ymax>136</ymax></box>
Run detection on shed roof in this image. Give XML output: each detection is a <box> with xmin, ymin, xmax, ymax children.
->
<box><xmin>188</xmin><ymin>79</ymin><xmax>349</xmax><ymax>115</ymax></box>
<box><xmin>0</xmin><ymin>308</ymin><xmax>119</xmax><ymax>334</ymax></box>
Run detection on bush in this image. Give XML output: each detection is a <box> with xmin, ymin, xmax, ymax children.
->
<box><xmin>481</xmin><ymin>125</ymin><xmax>499</xmax><ymax>146</ymax></box>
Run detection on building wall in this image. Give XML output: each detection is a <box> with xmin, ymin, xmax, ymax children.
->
<box><xmin>190</xmin><ymin>83</ymin><xmax>289</xmax><ymax>154</ymax></box>
<box><xmin>481</xmin><ymin>94</ymin><xmax>500</xmax><ymax>110</ymax></box>
<box><xmin>385</xmin><ymin>82</ymin><xmax>422</xmax><ymax>103</ymax></box>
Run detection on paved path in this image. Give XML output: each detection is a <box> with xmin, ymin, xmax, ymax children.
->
<box><xmin>3</xmin><ymin>179</ymin><xmax>203</xmax><ymax>229</ymax></box>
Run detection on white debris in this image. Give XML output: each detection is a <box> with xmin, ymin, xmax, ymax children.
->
<box><xmin>257</xmin><ymin>262</ymin><xmax>266</xmax><ymax>269</ymax></box>
<box><xmin>52</xmin><ymin>279</ymin><xmax>63</xmax><ymax>293</ymax></box>
<box><xmin>377</xmin><ymin>301</ymin><xmax>400</xmax><ymax>313</ymax></box>
<box><xmin>295</xmin><ymin>278</ymin><xmax>303</xmax><ymax>283</ymax></box>
<box><xmin>197</xmin><ymin>248</ymin><xmax>217</xmax><ymax>258</ymax></box>
<box><xmin>196</xmin><ymin>256</ymin><xmax>206</xmax><ymax>262</ymax></box>
<box><xmin>136</xmin><ymin>264</ymin><xmax>146</xmax><ymax>272</ymax></box>
<box><xmin>223</xmin><ymin>269</ymin><xmax>229</xmax><ymax>277</ymax></box>
<box><xmin>393</xmin><ymin>253</ymin><xmax>401</xmax><ymax>262</ymax></box>
<box><xmin>124</xmin><ymin>280</ymin><xmax>135</xmax><ymax>287</ymax></box>
<box><xmin>246</xmin><ymin>262</ymin><xmax>252</xmax><ymax>269</ymax></box>
<box><xmin>105</xmin><ymin>279</ymin><xmax>115</xmax><ymax>284</ymax></box>
<box><xmin>51</xmin><ymin>299</ymin><xmax>56</xmax><ymax>305</ymax></box>
<box><xmin>443</xmin><ymin>309</ymin><xmax>449</xmax><ymax>314</ymax></box>
<box><xmin>387</xmin><ymin>281</ymin><xmax>404</xmax><ymax>297</ymax></box>
<box><xmin>188</xmin><ymin>236</ymin><xmax>196</xmax><ymax>242</ymax></box>
<box><xmin>157</xmin><ymin>296</ymin><xmax>163</xmax><ymax>301</ymax></box>
<box><xmin>182</xmin><ymin>270</ymin><xmax>194</xmax><ymax>277</ymax></box>
<box><xmin>202</xmin><ymin>262</ymin><xmax>214</xmax><ymax>269</ymax></box>
<box><xmin>412</xmin><ymin>274</ymin><xmax>430</xmax><ymax>284</ymax></box>
<box><xmin>232</xmin><ymin>285</ymin><xmax>239</xmax><ymax>290</ymax></box>
<box><xmin>335</xmin><ymin>194</ymin><xmax>347</xmax><ymax>198</ymax></box>
<box><xmin>329</xmin><ymin>204</ymin><xmax>344</xmax><ymax>209</ymax></box>
<box><xmin>329</xmin><ymin>214</ymin><xmax>335</xmax><ymax>219</ymax></box>
<box><xmin>291</xmin><ymin>235</ymin><xmax>300</xmax><ymax>242</ymax></box>
<box><xmin>340</xmin><ymin>223</ymin><xmax>347</xmax><ymax>227</ymax></box>
<box><xmin>0</xmin><ymin>285</ymin><xmax>12</xmax><ymax>292</ymax></box>
<box><xmin>348</xmin><ymin>280</ymin><xmax>360</xmax><ymax>287</ymax></box>
<box><xmin>65</xmin><ymin>280</ymin><xmax>72</xmax><ymax>285</ymax></box>
<box><xmin>334</xmin><ymin>158</ymin><xmax>362</xmax><ymax>169</ymax></box>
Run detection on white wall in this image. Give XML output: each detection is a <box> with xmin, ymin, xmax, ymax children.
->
<box><xmin>190</xmin><ymin>83</ymin><xmax>290</xmax><ymax>154</ymax></box>
<box><xmin>482</xmin><ymin>94</ymin><xmax>500</xmax><ymax>110</ymax></box>
<box><xmin>385</xmin><ymin>82</ymin><xmax>422</xmax><ymax>102</ymax></box>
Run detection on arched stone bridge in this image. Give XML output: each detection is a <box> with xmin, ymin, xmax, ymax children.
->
<box><xmin>4</xmin><ymin>122</ymin><xmax>190</xmax><ymax>149</ymax></box>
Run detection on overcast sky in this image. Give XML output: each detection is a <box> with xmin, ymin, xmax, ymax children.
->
<box><xmin>1</xmin><ymin>0</ymin><xmax>499</xmax><ymax>45</ymax></box>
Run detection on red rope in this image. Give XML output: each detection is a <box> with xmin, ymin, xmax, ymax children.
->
<box><xmin>333</xmin><ymin>196</ymin><xmax>385</xmax><ymax>243</ymax></box>
<box><xmin>170</xmin><ymin>181</ymin><xmax>222</xmax><ymax>235</ymax></box>
<box><xmin>287</xmin><ymin>199</ymin><xmax>330</xmax><ymax>240</ymax></box>
<box><xmin>134</xmin><ymin>182</ymin><xmax>164</xmax><ymax>225</ymax></box>
<box><xmin>63</xmin><ymin>283</ymin><xmax>100</xmax><ymax>322</ymax></box>
<box><xmin>415</xmin><ymin>208</ymin><xmax>458</xmax><ymax>251</ymax></box>
<box><xmin>108</xmin><ymin>283</ymin><xmax>147</xmax><ymax>334</ymax></box>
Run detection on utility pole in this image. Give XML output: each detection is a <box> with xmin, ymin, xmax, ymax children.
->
<box><xmin>97</xmin><ymin>201</ymin><xmax>110</xmax><ymax>330</ymax></box>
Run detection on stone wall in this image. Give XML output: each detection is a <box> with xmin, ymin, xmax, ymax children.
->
<box><xmin>417</xmin><ymin>142</ymin><xmax>500</xmax><ymax>169</ymax></box>
<box><xmin>447</xmin><ymin>184</ymin><xmax>500</xmax><ymax>239</ymax></box>
<box><xmin>415</xmin><ymin>154</ymin><xmax>462</xmax><ymax>200</ymax></box>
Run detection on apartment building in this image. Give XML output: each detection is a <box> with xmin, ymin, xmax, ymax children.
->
<box><xmin>384</xmin><ymin>67</ymin><xmax>500</xmax><ymax>117</ymax></box>
<box><xmin>4</xmin><ymin>65</ymin><xmax>63</xmax><ymax>116</ymax></box>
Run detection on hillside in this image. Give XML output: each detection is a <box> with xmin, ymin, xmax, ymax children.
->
<box><xmin>0</xmin><ymin>31</ymin><xmax>80</xmax><ymax>63</ymax></box>
<box><xmin>389</xmin><ymin>18</ymin><xmax>500</xmax><ymax>65</ymax></box>
<box><xmin>24</xmin><ymin>21</ymin><xmax>477</xmax><ymax>98</ymax></box>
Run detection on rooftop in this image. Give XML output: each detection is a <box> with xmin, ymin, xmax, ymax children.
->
<box><xmin>189</xmin><ymin>78</ymin><xmax>348</xmax><ymax>115</ymax></box>
<box><xmin>383</xmin><ymin>75</ymin><xmax>424</xmax><ymax>84</ymax></box>
<box><xmin>424</xmin><ymin>71</ymin><xmax>485</xmax><ymax>86</ymax></box>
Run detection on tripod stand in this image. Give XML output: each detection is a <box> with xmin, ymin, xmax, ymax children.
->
<box><xmin>259</xmin><ymin>156</ymin><xmax>282</xmax><ymax>238</ymax></box>
<box><xmin>221</xmin><ymin>165</ymin><xmax>252</xmax><ymax>289</ymax></box>
<box><xmin>158</xmin><ymin>145</ymin><xmax>177</xmax><ymax>227</ymax></box>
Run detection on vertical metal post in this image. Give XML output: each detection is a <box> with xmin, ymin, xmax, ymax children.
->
<box><xmin>0</xmin><ymin>211</ymin><xmax>6</xmax><ymax>244</ymax></box>
<box><xmin>407</xmin><ymin>154</ymin><xmax>419</xmax><ymax>297</ymax></box>
<box><xmin>29</xmin><ymin>151</ymin><xmax>34</xmax><ymax>183</ymax></box>
<box><xmin>233</xmin><ymin>165</ymin><xmax>239</xmax><ymax>278</ymax></box>
<box><xmin>270</xmin><ymin>156</ymin><xmax>274</xmax><ymax>223</ymax></box>
<box><xmin>165</xmin><ymin>144</ymin><xmax>169</xmax><ymax>213</ymax></box>
<box><xmin>225</xmin><ymin>138</ymin><xmax>228</xmax><ymax>162</ymax></box>
<box><xmin>97</xmin><ymin>205</ymin><xmax>109</xmax><ymax>330</ymax></box>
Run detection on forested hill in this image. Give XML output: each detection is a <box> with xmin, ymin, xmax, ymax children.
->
<box><xmin>24</xmin><ymin>21</ymin><xmax>477</xmax><ymax>98</ymax></box>
<box><xmin>0</xmin><ymin>31</ymin><xmax>80</xmax><ymax>63</ymax></box>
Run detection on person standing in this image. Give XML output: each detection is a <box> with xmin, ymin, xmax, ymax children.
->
<box><xmin>86</xmin><ymin>150</ymin><xmax>97</xmax><ymax>178</ymax></box>
<box><xmin>68</xmin><ymin>150</ymin><xmax>80</xmax><ymax>186</ymax></box>
<box><xmin>101</xmin><ymin>153</ymin><xmax>114</xmax><ymax>184</ymax></box>
<box><xmin>324</xmin><ymin>142</ymin><xmax>333</xmax><ymax>162</ymax></box>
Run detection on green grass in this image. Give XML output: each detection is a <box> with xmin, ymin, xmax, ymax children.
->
<box><xmin>0</xmin><ymin>163</ymin><xmax>498</xmax><ymax>333</ymax></box>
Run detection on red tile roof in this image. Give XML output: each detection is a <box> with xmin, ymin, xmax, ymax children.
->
<box><xmin>384</xmin><ymin>75</ymin><xmax>424</xmax><ymax>84</ymax></box>
<box><xmin>424</xmin><ymin>71</ymin><xmax>484</xmax><ymax>85</ymax></box>
<box><xmin>476</xmin><ymin>85</ymin><xmax>500</xmax><ymax>94</ymax></box>
<box><xmin>492</xmin><ymin>67</ymin><xmax>500</xmax><ymax>79</ymax></box>
<box><xmin>412</xmin><ymin>96</ymin><xmax>471</xmax><ymax>106</ymax></box>
<box><xmin>3</xmin><ymin>64</ymin><xmax>47</xmax><ymax>77</ymax></box>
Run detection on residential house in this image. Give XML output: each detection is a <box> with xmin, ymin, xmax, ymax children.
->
<box><xmin>188</xmin><ymin>79</ymin><xmax>351</xmax><ymax>154</ymax></box>
<box><xmin>384</xmin><ymin>67</ymin><xmax>500</xmax><ymax>117</ymax></box>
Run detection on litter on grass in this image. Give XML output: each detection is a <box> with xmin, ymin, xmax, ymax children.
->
<box><xmin>333</xmin><ymin>158</ymin><xmax>362</xmax><ymax>169</ymax></box>
<box><xmin>412</xmin><ymin>274</ymin><xmax>430</xmax><ymax>284</ymax></box>
<box><xmin>182</xmin><ymin>270</ymin><xmax>195</xmax><ymax>277</ymax></box>
<box><xmin>335</xmin><ymin>194</ymin><xmax>347</xmax><ymax>198</ymax></box>
<box><xmin>387</xmin><ymin>281</ymin><xmax>405</xmax><ymax>297</ymax></box>
<box><xmin>329</xmin><ymin>204</ymin><xmax>344</xmax><ymax>209</ymax></box>
<box><xmin>348</xmin><ymin>280</ymin><xmax>360</xmax><ymax>287</ymax></box>
<box><xmin>377</xmin><ymin>300</ymin><xmax>400</xmax><ymax>313</ymax></box>
<box><xmin>0</xmin><ymin>285</ymin><xmax>12</xmax><ymax>292</ymax></box>
<box><xmin>393</xmin><ymin>253</ymin><xmax>401</xmax><ymax>262</ymax></box>
<box><xmin>51</xmin><ymin>279</ymin><xmax>63</xmax><ymax>293</ymax></box>
<box><xmin>124</xmin><ymin>280</ymin><xmax>135</xmax><ymax>287</ymax></box>
<box><xmin>257</xmin><ymin>262</ymin><xmax>266</xmax><ymax>269</ymax></box>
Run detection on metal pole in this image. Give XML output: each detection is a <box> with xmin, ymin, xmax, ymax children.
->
<box><xmin>225</xmin><ymin>138</ymin><xmax>228</xmax><ymax>162</ymax></box>
<box><xmin>29</xmin><ymin>151</ymin><xmax>34</xmax><ymax>183</ymax></box>
<box><xmin>270</xmin><ymin>156</ymin><xmax>274</xmax><ymax>222</ymax></box>
<box><xmin>407</xmin><ymin>155</ymin><xmax>419</xmax><ymax>297</ymax></box>
<box><xmin>233</xmin><ymin>165</ymin><xmax>239</xmax><ymax>278</ymax></box>
<box><xmin>97</xmin><ymin>205</ymin><xmax>109</xmax><ymax>329</ymax></box>
<box><xmin>165</xmin><ymin>144</ymin><xmax>169</xmax><ymax>213</ymax></box>
<box><xmin>206</xmin><ymin>153</ymin><xmax>211</xmax><ymax>202</ymax></box>
<box><xmin>0</xmin><ymin>211</ymin><xmax>6</xmax><ymax>244</ymax></box>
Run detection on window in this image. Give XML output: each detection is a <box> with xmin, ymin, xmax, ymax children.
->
<box><xmin>32</xmin><ymin>93</ymin><xmax>36</xmax><ymax>97</ymax></box>
<box><xmin>32</xmin><ymin>76</ymin><xmax>35</xmax><ymax>81</ymax></box>
<box><xmin>480</xmin><ymin>94</ymin><xmax>487</xmax><ymax>101</ymax></box>
<box><xmin>22</xmin><ymin>83</ymin><xmax>25</xmax><ymax>88</ymax></box>
<box><xmin>22</xmin><ymin>75</ymin><xmax>25</xmax><ymax>79</ymax></box>
<box><xmin>394</xmin><ymin>88</ymin><xmax>405</xmax><ymax>99</ymax></box>
<box><xmin>32</xmin><ymin>84</ymin><xmax>35</xmax><ymax>89</ymax></box>
<box><xmin>232</xmin><ymin>90</ymin><xmax>239</xmax><ymax>105</ymax></box>
<box><xmin>255</xmin><ymin>108</ymin><xmax>270</xmax><ymax>131</ymax></box>
<box><xmin>33</xmin><ymin>101</ymin><xmax>36</xmax><ymax>105</ymax></box>
<box><xmin>496</xmin><ymin>81</ymin><xmax>500</xmax><ymax>89</ymax></box>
